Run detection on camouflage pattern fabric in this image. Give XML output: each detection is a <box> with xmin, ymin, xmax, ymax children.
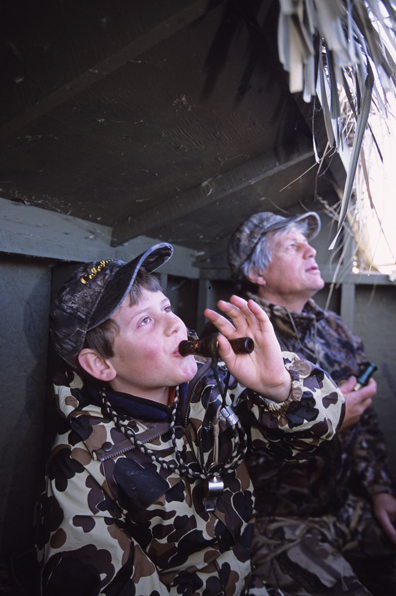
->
<box><xmin>251</xmin><ymin>494</ymin><xmax>396</xmax><ymax>596</ymax></box>
<box><xmin>244</xmin><ymin>295</ymin><xmax>396</xmax><ymax>595</ymax></box>
<box><xmin>36</xmin><ymin>353</ymin><xmax>343</xmax><ymax>596</ymax></box>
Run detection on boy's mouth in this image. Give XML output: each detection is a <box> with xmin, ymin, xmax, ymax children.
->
<box><xmin>174</xmin><ymin>338</ymin><xmax>188</xmax><ymax>356</ymax></box>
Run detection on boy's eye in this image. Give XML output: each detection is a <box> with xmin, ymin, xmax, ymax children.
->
<box><xmin>164</xmin><ymin>305</ymin><xmax>173</xmax><ymax>313</ymax></box>
<box><xmin>139</xmin><ymin>316</ymin><xmax>151</xmax><ymax>326</ymax></box>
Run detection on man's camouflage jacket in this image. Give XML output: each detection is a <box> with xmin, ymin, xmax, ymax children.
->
<box><xmin>245</xmin><ymin>295</ymin><xmax>394</xmax><ymax>519</ymax></box>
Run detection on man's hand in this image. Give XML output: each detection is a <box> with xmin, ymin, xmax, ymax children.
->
<box><xmin>338</xmin><ymin>376</ymin><xmax>376</xmax><ymax>431</ymax></box>
<box><xmin>372</xmin><ymin>492</ymin><xmax>396</xmax><ymax>545</ymax></box>
<box><xmin>204</xmin><ymin>295</ymin><xmax>291</xmax><ymax>402</ymax></box>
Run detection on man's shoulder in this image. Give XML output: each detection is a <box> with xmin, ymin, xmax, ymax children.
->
<box><xmin>313</xmin><ymin>303</ymin><xmax>353</xmax><ymax>333</ymax></box>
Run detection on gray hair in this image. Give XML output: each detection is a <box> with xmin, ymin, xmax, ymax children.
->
<box><xmin>241</xmin><ymin>219</ymin><xmax>309</xmax><ymax>280</ymax></box>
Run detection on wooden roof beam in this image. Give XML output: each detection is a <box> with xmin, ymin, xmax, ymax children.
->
<box><xmin>111</xmin><ymin>139</ymin><xmax>315</xmax><ymax>246</ymax></box>
<box><xmin>0</xmin><ymin>0</ymin><xmax>216</xmax><ymax>142</ymax></box>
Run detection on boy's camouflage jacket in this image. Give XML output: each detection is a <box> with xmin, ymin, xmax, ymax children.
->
<box><xmin>36</xmin><ymin>352</ymin><xmax>344</xmax><ymax>596</ymax></box>
<box><xmin>245</xmin><ymin>295</ymin><xmax>394</xmax><ymax>518</ymax></box>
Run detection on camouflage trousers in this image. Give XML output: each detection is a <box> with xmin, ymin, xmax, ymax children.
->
<box><xmin>251</xmin><ymin>494</ymin><xmax>396</xmax><ymax>596</ymax></box>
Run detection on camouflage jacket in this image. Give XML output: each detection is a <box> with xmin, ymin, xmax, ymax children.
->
<box><xmin>36</xmin><ymin>353</ymin><xmax>343</xmax><ymax>596</ymax></box>
<box><xmin>245</xmin><ymin>294</ymin><xmax>394</xmax><ymax>518</ymax></box>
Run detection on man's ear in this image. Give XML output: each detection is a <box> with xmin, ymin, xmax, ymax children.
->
<box><xmin>78</xmin><ymin>348</ymin><xmax>116</xmax><ymax>382</ymax></box>
<box><xmin>246</xmin><ymin>270</ymin><xmax>266</xmax><ymax>287</ymax></box>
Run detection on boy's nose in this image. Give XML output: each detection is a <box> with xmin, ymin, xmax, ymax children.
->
<box><xmin>165</xmin><ymin>313</ymin><xmax>181</xmax><ymax>335</ymax></box>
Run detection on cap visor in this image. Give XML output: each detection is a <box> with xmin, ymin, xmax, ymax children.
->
<box><xmin>89</xmin><ymin>242</ymin><xmax>173</xmax><ymax>329</ymax></box>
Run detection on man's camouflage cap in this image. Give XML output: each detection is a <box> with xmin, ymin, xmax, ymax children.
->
<box><xmin>228</xmin><ymin>211</ymin><xmax>321</xmax><ymax>278</ymax></box>
<box><xmin>50</xmin><ymin>242</ymin><xmax>173</xmax><ymax>369</ymax></box>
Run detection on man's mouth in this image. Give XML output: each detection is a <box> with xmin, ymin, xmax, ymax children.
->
<box><xmin>306</xmin><ymin>264</ymin><xmax>320</xmax><ymax>273</ymax></box>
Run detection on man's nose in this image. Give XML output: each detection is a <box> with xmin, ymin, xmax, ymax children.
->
<box><xmin>304</xmin><ymin>242</ymin><xmax>316</xmax><ymax>258</ymax></box>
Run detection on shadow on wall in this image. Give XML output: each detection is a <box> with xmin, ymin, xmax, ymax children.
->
<box><xmin>0</xmin><ymin>257</ymin><xmax>51</xmax><ymax>594</ymax></box>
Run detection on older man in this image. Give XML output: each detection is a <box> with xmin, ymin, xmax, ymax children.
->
<box><xmin>227</xmin><ymin>211</ymin><xmax>396</xmax><ymax>596</ymax></box>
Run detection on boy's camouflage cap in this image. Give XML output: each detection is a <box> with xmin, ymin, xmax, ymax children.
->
<box><xmin>228</xmin><ymin>211</ymin><xmax>321</xmax><ymax>278</ymax></box>
<box><xmin>50</xmin><ymin>242</ymin><xmax>173</xmax><ymax>369</ymax></box>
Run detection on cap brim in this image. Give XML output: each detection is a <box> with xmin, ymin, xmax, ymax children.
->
<box><xmin>263</xmin><ymin>212</ymin><xmax>321</xmax><ymax>240</ymax></box>
<box><xmin>89</xmin><ymin>242</ymin><xmax>173</xmax><ymax>330</ymax></box>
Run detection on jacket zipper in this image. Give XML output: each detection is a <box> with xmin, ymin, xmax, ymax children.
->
<box><xmin>93</xmin><ymin>428</ymin><xmax>170</xmax><ymax>461</ymax></box>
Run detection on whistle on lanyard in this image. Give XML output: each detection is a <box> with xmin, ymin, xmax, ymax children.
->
<box><xmin>203</xmin><ymin>476</ymin><xmax>224</xmax><ymax>512</ymax></box>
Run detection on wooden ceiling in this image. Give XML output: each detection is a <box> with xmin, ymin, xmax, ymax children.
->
<box><xmin>0</xmin><ymin>0</ymin><xmax>345</xmax><ymax>271</ymax></box>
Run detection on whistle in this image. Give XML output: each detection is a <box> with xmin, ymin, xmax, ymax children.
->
<box><xmin>178</xmin><ymin>335</ymin><xmax>254</xmax><ymax>358</ymax></box>
<box><xmin>203</xmin><ymin>476</ymin><xmax>224</xmax><ymax>512</ymax></box>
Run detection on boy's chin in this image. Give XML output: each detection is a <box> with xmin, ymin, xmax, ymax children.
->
<box><xmin>181</xmin><ymin>357</ymin><xmax>198</xmax><ymax>382</ymax></box>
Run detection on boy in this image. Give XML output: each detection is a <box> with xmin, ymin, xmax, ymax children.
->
<box><xmin>36</xmin><ymin>242</ymin><xmax>344</xmax><ymax>596</ymax></box>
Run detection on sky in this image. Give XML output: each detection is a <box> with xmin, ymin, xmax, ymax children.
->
<box><xmin>360</xmin><ymin>101</ymin><xmax>396</xmax><ymax>277</ymax></box>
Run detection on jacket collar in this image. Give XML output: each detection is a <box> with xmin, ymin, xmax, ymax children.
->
<box><xmin>53</xmin><ymin>363</ymin><xmax>191</xmax><ymax>424</ymax></box>
<box><xmin>245</xmin><ymin>293</ymin><xmax>325</xmax><ymax>339</ymax></box>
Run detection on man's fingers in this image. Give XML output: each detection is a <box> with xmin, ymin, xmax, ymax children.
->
<box><xmin>378</xmin><ymin>514</ymin><xmax>396</xmax><ymax>545</ymax></box>
<box><xmin>339</xmin><ymin>377</ymin><xmax>357</xmax><ymax>394</ymax></box>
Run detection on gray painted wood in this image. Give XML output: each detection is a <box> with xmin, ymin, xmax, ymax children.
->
<box><xmin>0</xmin><ymin>258</ymin><xmax>51</xmax><ymax>554</ymax></box>
<box><xmin>0</xmin><ymin>197</ymin><xmax>200</xmax><ymax>278</ymax></box>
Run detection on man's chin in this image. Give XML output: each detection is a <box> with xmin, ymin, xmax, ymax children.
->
<box><xmin>310</xmin><ymin>279</ymin><xmax>325</xmax><ymax>294</ymax></box>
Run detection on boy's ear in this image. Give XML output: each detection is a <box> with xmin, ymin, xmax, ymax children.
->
<box><xmin>78</xmin><ymin>348</ymin><xmax>116</xmax><ymax>382</ymax></box>
<box><xmin>246</xmin><ymin>270</ymin><xmax>266</xmax><ymax>287</ymax></box>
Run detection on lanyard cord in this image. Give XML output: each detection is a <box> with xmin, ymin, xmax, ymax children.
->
<box><xmin>209</xmin><ymin>343</ymin><xmax>230</xmax><ymax>401</ymax></box>
<box><xmin>209</xmin><ymin>347</ymin><xmax>248</xmax><ymax>467</ymax></box>
<box><xmin>285</xmin><ymin>310</ymin><xmax>319</xmax><ymax>364</ymax></box>
<box><xmin>100</xmin><ymin>350</ymin><xmax>248</xmax><ymax>480</ymax></box>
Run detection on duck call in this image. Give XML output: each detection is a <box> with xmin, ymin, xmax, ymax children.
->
<box><xmin>178</xmin><ymin>335</ymin><xmax>254</xmax><ymax>358</ymax></box>
<box><xmin>353</xmin><ymin>362</ymin><xmax>377</xmax><ymax>390</ymax></box>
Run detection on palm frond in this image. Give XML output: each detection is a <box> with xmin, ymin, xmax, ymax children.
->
<box><xmin>277</xmin><ymin>0</ymin><xmax>396</xmax><ymax>244</ymax></box>
<box><xmin>330</xmin><ymin>66</ymin><xmax>374</xmax><ymax>248</ymax></box>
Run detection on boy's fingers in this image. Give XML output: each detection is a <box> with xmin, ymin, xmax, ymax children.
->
<box><xmin>204</xmin><ymin>308</ymin><xmax>237</xmax><ymax>335</ymax></box>
<box><xmin>216</xmin><ymin>334</ymin><xmax>233</xmax><ymax>358</ymax></box>
<box><xmin>229</xmin><ymin>295</ymin><xmax>258</xmax><ymax>319</ymax></box>
<box><xmin>231</xmin><ymin>296</ymin><xmax>271</xmax><ymax>326</ymax></box>
<box><xmin>218</xmin><ymin>297</ymin><xmax>260</xmax><ymax>330</ymax></box>
<box><xmin>209</xmin><ymin>302</ymin><xmax>248</xmax><ymax>334</ymax></box>
<box><xmin>205</xmin><ymin>297</ymin><xmax>272</xmax><ymax>344</ymax></box>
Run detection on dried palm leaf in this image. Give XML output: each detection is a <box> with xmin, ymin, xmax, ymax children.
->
<box><xmin>277</xmin><ymin>0</ymin><xmax>396</xmax><ymax>244</ymax></box>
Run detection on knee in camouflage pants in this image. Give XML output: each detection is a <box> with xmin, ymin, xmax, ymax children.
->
<box><xmin>251</xmin><ymin>494</ymin><xmax>396</xmax><ymax>596</ymax></box>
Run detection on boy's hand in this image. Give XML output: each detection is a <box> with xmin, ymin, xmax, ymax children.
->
<box><xmin>204</xmin><ymin>295</ymin><xmax>291</xmax><ymax>402</ymax></box>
